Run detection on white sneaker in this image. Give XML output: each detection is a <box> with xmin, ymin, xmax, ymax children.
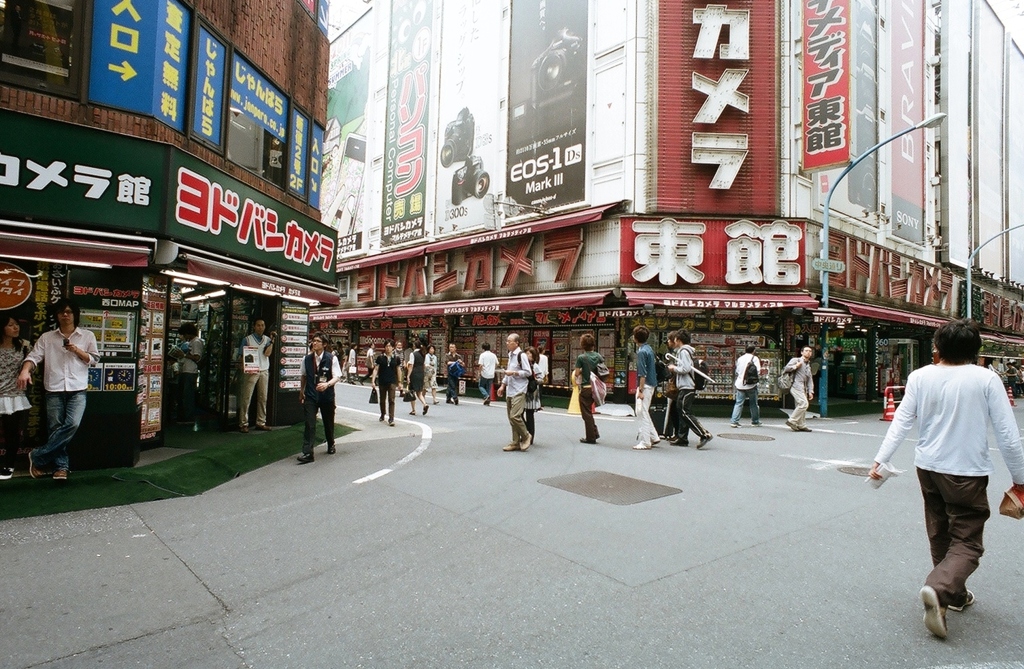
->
<box><xmin>633</xmin><ymin>443</ymin><xmax>652</xmax><ymax>450</ymax></box>
<box><xmin>947</xmin><ymin>590</ymin><xmax>975</xmax><ymax>612</ymax></box>
<box><xmin>921</xmin><ymin>586</ymin><xmax>947</xmax><ymax>638</ymax></box>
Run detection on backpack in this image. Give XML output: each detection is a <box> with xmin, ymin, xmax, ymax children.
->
<box><xmin>655</xmin><ymin>358</ymin><xmax>672</xmax><ymax>384</ymax></box>
<box><xmin>692</xmin><ymin>359</ymin><xmax>710</xmax><ymax>391</ymax></box>
<box><xmin>518</xmin><ymin>352</ymin><xmax>538</xmax><ymax>394</ymax></box>
<box><xmin>778</xmin><ymin>369</ymin><xmax>795</xmax><ymax>391</ymax></box>
<box><xmin>742</xmin><ymin>359</ymin><xmax>760</xmax><ymax>386</ymax></box>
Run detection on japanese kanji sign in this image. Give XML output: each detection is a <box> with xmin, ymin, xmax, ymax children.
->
<box><xmin>802</xmin><ymin>0</ymin><xmax>852</xmax><ymax>171</ymax></box>
<box><xmin>88</xmin><ymin>0</ymin><xmax>192</xmax><ymax>132</ymax></box>
<box><xmin>191</xmin><ymin>25</ymin><xmax>227</xmax><ymax>147</ymax></box>
<box><xmin>0</xmin><ymin>110</ymin><xmax>164</xmax><ymax>233</ymax></box>
<box><xmin>230</xmin><ymin>53</ymin><xmax>289</xmax><ymax>142</ymax></box>
<box><xmin>619</xmin><ymin>217</ymin><xmax>806</xmax><ymax>289</ymax></box>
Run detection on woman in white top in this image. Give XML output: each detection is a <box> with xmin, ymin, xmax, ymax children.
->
<box><xmin>424</xmin><ymin>344</ymin><xmax>440</xmax><ymax>405</ymax></box>
<box><xmin>0</xmin><ymin>314</ymin><xmax>31</xmax><ymax>479</ymax></box>
<box><xmin>871</xmin><ymin>319</ymin><xmax>1024</xmax><ymax>640</ymax></box>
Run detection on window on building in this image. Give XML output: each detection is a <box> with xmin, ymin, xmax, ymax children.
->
<box><xmin>0</xmin><ymin>0</ymin><xmax>81</xmax><ymax>95</ymax></box>
<box><xmin>226</xmin><ymin>110</ymin><xmax>286</xmax><ymax>187</ymax></box>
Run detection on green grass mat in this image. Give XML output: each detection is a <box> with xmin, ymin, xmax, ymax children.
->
<box><xmin>0</xmin><ymin>422</ymin><xmax>353</xmax><ymax>522</ymax></box>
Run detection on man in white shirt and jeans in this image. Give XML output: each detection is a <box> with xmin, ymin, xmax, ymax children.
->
<box><xmin>477</xmin><ymin>343</ymin><xmax>498</xmax><ymax>405</ymax></box>
<box><xmin>730</xmin><ymin>345</ymin><xmax>762</xmax><ymax>428</ymax></box>
<box><xmin>496</xmin><ymin>333</ymin><xmax>532</xmax><ymax>452</ymax></box>
<box><xmin>17</xmin><ymin>299</ymin><xmax>100</xmax><ymax>481</ymax></box>
<box><xmin>870</xmin><ymin>319</ymin><xmax>1024</xmax><ymax>640</ymax></box>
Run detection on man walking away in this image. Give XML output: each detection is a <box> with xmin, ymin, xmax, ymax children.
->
<box><xmin>783</xmin><ymin>346</ymin><xmax>814</xmax><ymax>432</ymax></box>
<box><xmin>730</xmin><ymin>345</ymin><xmax>762</xmax><ymax>428</ymax></box>
<box><xmin>477</xmin><ymin>343</ymin><xmax>498</xmax><ymax>405</ymax></box>
<box><xmin>667</xmin><ymin>330</ymin><xmax>713</xmax><ymax>449</ymax></box>
<box><xmin>632</xmin><ymin>325</ymin><xmax>660</xmax><ymax>450</ymax></box>
<box><xmin>496</xmin><ymin>333</ymin><xmax>532</xmax><ymax>452</ymax></box>
<box><xmin>869</xmin><ymin>319</ymin><xmax>1024</xmax><ymax>639</ymax></box>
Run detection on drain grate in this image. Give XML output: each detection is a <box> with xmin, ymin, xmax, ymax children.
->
<box><xmin>538</xmin><ymin>470</ymin><xmax>681</xmax><ymax>505</ymax></box>
<box><xmin>837</xmin><ymin>466</ymin><xmax>872</xmax><ymax>477</ymax></box>
<box><xmin>716</xmin><ymin>433</ymin><xmax>775</xmax><ymax>442</ymax></box>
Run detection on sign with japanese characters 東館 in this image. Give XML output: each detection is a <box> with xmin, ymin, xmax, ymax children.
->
<box><xmin>0</xmin><ymin>110</ymin><xmax>165</xmax><ymax>233</ymax></box>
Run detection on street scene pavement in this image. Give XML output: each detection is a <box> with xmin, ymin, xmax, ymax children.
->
<box><xmin>3</xmin><ymin>383</ymin><xmax>1024</xmax><ymax>668</ymax></box>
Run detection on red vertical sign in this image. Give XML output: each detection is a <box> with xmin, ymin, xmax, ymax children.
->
<box><xmin>801</xmin><ymin>0</ymin><xmax>852</xmax><ymax>171</ymax></box>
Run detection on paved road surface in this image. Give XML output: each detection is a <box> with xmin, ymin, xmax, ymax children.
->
<box><xmin>3</xmin><ymin>384</ymin><xmax>1024</xmax><ymax>668</ymax></box>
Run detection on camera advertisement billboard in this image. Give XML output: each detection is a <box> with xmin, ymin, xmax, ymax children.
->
<box><xmin>323</xmin><ymin>11</ymin><xmax>373</xmax><ymax>265</ymax></box>
<box><xmin>381</xmin><ymin>0</ymin><xmax>435</xmax><ymax>248</ymax></box>
<box><xmin>506</xmin><ymin>0</ymin><xmax>590</xmax><ymax>212</ymax></box>
<box><xmin>434</xmin><ymin>1</ymin><xmax>503</xmax><ymax>236</ymax></box>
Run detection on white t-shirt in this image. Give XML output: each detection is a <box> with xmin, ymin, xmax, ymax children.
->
<box><xmin>734</xmin><ymin>352</ymin><xmax>761</xmax><ymax>390</ymax></box>
<box><xmin>875</xmin><ymin>363</ymin><xmax>1024</xmax><ymax>482</ymax></box>
<box><xmin>537</xmin><ymin>353</ymin><xmax>550</xmax><ymax>381</ymax></box>
<box><xmin>478</xmin><ymin>350</ymin><xmax>498</xmax><ymax>379</ymax></box>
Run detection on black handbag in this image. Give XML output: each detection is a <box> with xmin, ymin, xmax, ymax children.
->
<box><xmin>368</xmin><ymin>387</ymin><xmax>378</xmax><ymax>404</ymax></box>
<box><xmin>402</xmin><ymin>389</ymin><xmax>416</xmax><ymax>402</ymax></box>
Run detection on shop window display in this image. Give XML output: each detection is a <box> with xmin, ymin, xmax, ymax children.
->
<box><xmin>0</xmin><ymin>0</ymin><xmax>81</xmax><ymax>96</ymax></box>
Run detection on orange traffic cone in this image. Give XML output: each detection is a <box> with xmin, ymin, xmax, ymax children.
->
<box><xmin>880</xmin><ymin>391</ymin><xmax>896</xmax><ymax>421</ymax></box>
<box><xmin>1008</xmin><ymin>386</ymin><xmax>1016</xmax><ymax>408</ymax></box>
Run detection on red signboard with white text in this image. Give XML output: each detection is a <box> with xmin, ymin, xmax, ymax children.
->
<box><xmin>619</xmin><ymin>217</ymin><xmax>806</xmax><ymax>289</ymax></box>
<box><xmin>654</xmin><ymin>1</ymin><xmax>779</xmax><ymax>215</ymax></box>
<box><xmin>801</xmin><ymin>0</ymin><xmax>852</xmax><ymax>170</ymax></box>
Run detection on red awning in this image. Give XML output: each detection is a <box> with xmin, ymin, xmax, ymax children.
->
<box><xmin>335</xmin><ymin>202</ymin><xmax>621</xmax><ymax>273</ymax></box>
<box><xmin>624</xmin><ymin>290</ymin><xmax>818</xmax><ymax>310</ymax></box>
<box><xmin>0</xmin><ymin>230</ymin><xmax>151</xmax><ymax>267</ymax></box>
<box><xmin>383</xmin><ymin>290</ymin><xmax>610</xmax><ymax>317</ymax></box>
<box><xmin>309</xmin><ymin>307</ymin><xmax>385</xmax><ymax>321</ymax></box>
<box><xmin>186</xmin><ymin>255</ymin><xmax>340</xmax><ymax>305</ymax></box>
<box><xmin>832</xmin><ymin>300</ymin><xmax>948</xmax><ymax>328</ymax></box>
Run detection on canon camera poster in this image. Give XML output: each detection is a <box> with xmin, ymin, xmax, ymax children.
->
<box><xmin>381</xmin><ymin>0</ymin><xmax>434</xmax><ymax>248</ymax></box>
<box><xmin>506</xmin><ymin>0</ymin><xmax>589</xmax><ymax>213</ymax></box>
<box><xmin>434</xmin><ymin>0</ymin><xmax>502</xmax><ymax>236</ymax></box>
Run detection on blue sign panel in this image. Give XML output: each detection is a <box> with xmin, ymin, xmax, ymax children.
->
<box><xmin>318</xmin><ymin>0</ymin><xmax>330</xmax><ymax>36</ymax></box>
<box><xmin>309</xmin><ymin>123</ymin><xmax>324</xmax><ymax>210</ymax></box>
<box><xmin>288</xmin><ymin>109</ymin><xmax>310</xmax><ymax>198</ymax></box>
<box><xmin>192</xmin><ymin>25</ymin><xmax>227</xmax><ymax>146</ymax></box>
<box><xmin>88</xmin><ymin>0</ymin><xmax>191</xmax><ymax>131</ymax></box>
<box><xmin>229</xmin><ymin>54</ymin><xmax>289</xmax><ymax>141</ymax></box>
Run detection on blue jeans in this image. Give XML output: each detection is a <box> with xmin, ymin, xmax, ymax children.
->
<box><xmin>33</xmin><ymin>391</ymin><xmax>87</xmax><ymax>472</ymax></box>
<box><xmin>447</xmin><ymin>374</ymin><xmax>459</xmax><ymax>401</ymax></box>
<box><xmin>730</xmin><ymin>387</ymin><xmax>760</xmax><ymax>425</ymax></box>
<box><xmin>479</xmin><ymin>376</ymin><xmax>494</xmax><ymax>400</ymax></box>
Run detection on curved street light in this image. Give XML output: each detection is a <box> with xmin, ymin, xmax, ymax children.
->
<box><xmin>965</xmin><ymin>223</ymin><xmax>1024</xmax><ymax>321</ymax></box>
<box><xmin>817</xmin><ymin>112</ymin><xmax>946</xmax><ymax>418</ymax></box>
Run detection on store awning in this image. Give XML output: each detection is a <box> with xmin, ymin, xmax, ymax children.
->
<box><xmin>309</xmin><ymin>307</ymin><xmax>385</xmax><ymax>322</ymax></box>
<box><xmin>624</xmin><ymin>290</ymin><xmax>818</xmax><ymax>310</ymax></box>
<box><xmin>335</xmin><ymin>202</ymin><xmax>622</xmax><ymax>274</ymax></box>
<box><xmin>185</xmin><ymin>255</ymin><xmax>340</xmax><ymax>305</ymax></box>
<box><xmin>832</xmin><ymin>299</ymin><xmax>948</xmax><ymax>328</ymax></box>
<box><xmin>383</xmin><ymin>290</ymin><xmax>611</xmax><ymax>317</ymax></box>
<box><xmin>0</xmin><ymin>230</ymin><xmax>152</xmax><ymax>267</ymax></box>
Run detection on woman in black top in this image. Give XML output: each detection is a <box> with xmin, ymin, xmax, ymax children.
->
<box><xmin>407</xmin><ymin>340</ymin><xmax>427</xmax><ymax>416</ymax></box>
<box><xmin>371</xmin><ymin>340</ymin><xmax>403</xmax><ymax>426</ymax></box>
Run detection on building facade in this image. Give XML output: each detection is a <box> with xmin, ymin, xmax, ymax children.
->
<box><xmin>0</xmin><ymin>0</ymin><xmax>335</xmax><ymax>469</ymax></box>
<box><xmin>314</xmin><ymin>0</ymin><xmax>1024</xmax><ymax>404</ymax></box>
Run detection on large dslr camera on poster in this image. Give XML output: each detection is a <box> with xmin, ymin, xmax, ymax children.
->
<box><xmin>506</xmin><ymin>0</ymin><xmax>589</xmax><ymax>212</ymax></box>
<box><xmin>441</xmin><ymin>107</ymin><xmax>491</xmax><ymax>206</ymax></box>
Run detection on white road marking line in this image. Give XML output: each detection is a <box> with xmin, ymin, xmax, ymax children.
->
<box><xmin>338</xmin><ymin>406</ymin><xmax>432</xmax><ymax>484</ymax></box>
<box><xmin>353</xmin><ymin>469</ymin><xmax>392</xmax><ymax>483</ymax></box>
<box><xmin>779</xmin><ymin>454</ymin><xmax>868</xmax><ymax>470</ymax></box>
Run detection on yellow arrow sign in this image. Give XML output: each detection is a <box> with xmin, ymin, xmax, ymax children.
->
<box><xmin>108</xmin><ymin>60</ymin><xmax>137</xmax><ymax>82</ymax></box>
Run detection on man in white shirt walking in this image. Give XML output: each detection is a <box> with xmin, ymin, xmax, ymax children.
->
<box><xmin>870</xmin><ymin>319</ymin><xmax>1024</xmax><ymax>639</ymax></box>
<box><xmin>477</xmin><ymin>343</ymin><xmax>498</xmax><ymax>405</ymax></box>
<box><xmin>730</xmin><ymin>345</ymin><xmax>762</xmax><ymax>428</ymax></box>
<box><xmin>496</xmin><ymin>333</ymin><xmax>532</xmax><ymax>452</ymax></box>
<box><xmin>17</xmin><ymin>299</ymin><xmax>100</xmax><ymax>481</ymax></box>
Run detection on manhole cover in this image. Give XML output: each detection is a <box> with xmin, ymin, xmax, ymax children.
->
<box><xmin>716</xmin><ymin>433</ymin><xmax>776</xmax><ymax>442</ymax></box>
<box><xmin>838</xmin><ymin>466</ymin><xmax>872</xmax><ymax>477</ymax></box>
<box><xmin>538</xmin><ymin>470</ymin><xmax>681</xmax><ymax>505</ymax></box>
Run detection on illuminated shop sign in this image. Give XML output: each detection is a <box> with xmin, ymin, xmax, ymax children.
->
<box><xmin>192</xmin><ymin>25</ymin><xmax>227</xmax><ymax>146</ymax></box>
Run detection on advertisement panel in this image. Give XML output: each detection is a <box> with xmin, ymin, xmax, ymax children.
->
<box><xmin>890</xmin><ymin>0</ymin><xmax>925</xmax><ymax>244</ymax></box>
<box><xmin>0</xmin><ymin>110</ymin><xmax>165</xmax><ymax>233</ymax></box>
<box><xmin>166</xmin><ymin>152</ymin><xmax>335</xmax><ymax>286</ymax></box>
<box><xmin>506</xmin><ymin>0</ymin><xmax>589</xmax><ymax>212</ymax></box>
<box><xmin>309</xmin><ymin>123</ymin><xmax>324</xmax><ymax>212</ymax></box>
<box><xmin>654</xmin><ymin>1</ymin><xmax>778</xmax><ymax>214</ymax></box>
<box><xmin>192</xmin><ymin>25</ymin><xmax>227</xmax><ymax>147</ymax></box>
<box><xmin>229</xmin><ymin>53</ymin><xmax>289</xmax><ymax>142</ymax></box>
<box><xmin>288</xmin><ymin>108</ymin><xmax>310</xmax><ymax>198</ymax></box>
<box><xmin>381</xmin><ymin>0</ymin><xmax>434</xmax><ymax>247</ymax></box>
<box><xmin>89</xmin><ymin>0</ymin><xmax>191</xmax><ymax>131</ymax></box>
<box><xmin>435</xmin><ymin>0</ymin><xmax>502</xmax><ymax>235</ymax></box>
<box><xmin>848</xmin><ymin>0</ymin><xmax>878</xmax><ymax>209</ymax></box>
<box><xmin>942</xmin><ymin>0</ymin><xmax>971</xmax><ymax>267</ymax></box>
<box><xmin>975</xmin><ymin>2</ymin><xmax>1005</xmax><ymax>271</ymax></box>
<box><xmin>618</xmin><ymin>218</ymin><xmax>805</xmax><ymax>289</ymax></box>
<box><xmin>0</xmin><ymin>0</ymin><xmax>78</xmax><ymax>94</ymax></box>
<box><xmin>323</xmin><ymin>12</ymin><xmax>373</xmax><ymax>258</ymax></box>
<box><xmin>1009</xmin><ymin>47</ymin><xmax>1024</xmax><ymax>284</ymax></box>
<box><xmin>801</xmin><ymin>0</ymin><xmax>851</xmax><ymax>171</ymax></box>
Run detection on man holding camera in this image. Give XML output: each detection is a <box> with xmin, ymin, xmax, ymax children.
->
<box><xmin>238</xmin><ymin>318</ymin><xmax>275</xmax><ymax>433</ymax></box>
<box><xmin>17</xmin><ymin>299</ymin><xmax>99</xmax><ymax>481</ymax></box>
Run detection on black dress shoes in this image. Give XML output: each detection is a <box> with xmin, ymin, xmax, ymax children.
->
<box><xmin>326</xmin><ymin>445</ymin><xmax>336</xmax><ymax>455</ymax></box>
<box><xmin>296</xmin><ymin>454</ymin><xmax>314</xmax><ymax>464</ymax></box>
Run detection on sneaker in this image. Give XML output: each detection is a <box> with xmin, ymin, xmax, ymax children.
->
<box><xmin>921</xmin><ymin>586</ymin><xmax>948</xmax><ymax>638</ymax></box>
<box><xmin>446</xmin><ymin>398</ymin><xmax>454</xmax><ymax>404</ymax></box>
<box><xmin>52</xmin><ymin>469</ymin><xmax>68</xmax><ymax>481</ymax></box>
<box><xmin>503</xmin><ymin>443</ymin><xmax>521</xmax><ymax>451</ymax></box>
<box><xmin>454</xmin><ymin>398</ymin><xmax>459</xmax><ymax>405</ymax></box>
<box><xmin>948</xmin><ymin>590</ymin><xmax>975</xmax><ymax>612</ymax></box>
<box><xmin>751</xmin><ymin>422</ymin><xmax>762</xmax><ymax>427</ymax></box>
<box><xmin>697</xmin><ymin>435</ymin><xmax>713</xmax><ymax>449</ymax></box>
<box><xmin>0</xmin><ymin>467</ymin><xmax>13</xmax><ymax>480</ymax></box>
<box><xmin>379</xmin><ymin>415</ymin><xmax>385</xmax><ymax>422</ymax></box>
<box><xmin>633</xmin><ymin>443</ymin><xmax>652</xmax><ymax>450</ymax></box>
<box><xmin>388</xmin><ymin>420</ymin><xmax>395</xmax><ymax>427</ymax></box>
<box><xmin>483</xmin><ymin>399</ymin><xmax>490</xmax><ymax>406</ymax></box>
<box><xmin>730</xmin><ymin>423</ymin><xmax>740</xmax><ymax>428</ymax></box>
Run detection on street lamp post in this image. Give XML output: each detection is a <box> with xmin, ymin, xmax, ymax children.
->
<box><xmin>817</xmin><ymin>112</ymin><xmax>946</xmax><ymax>418</ymax></box>
<box><xmin>965</xmin><ymin>223</ymin><xmax>1024</xmax><ymax>321</ymax></box>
